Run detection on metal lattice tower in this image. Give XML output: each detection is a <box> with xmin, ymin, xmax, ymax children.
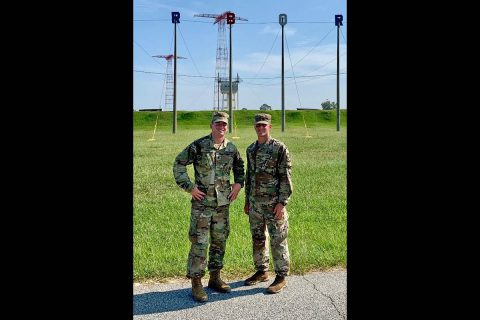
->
<box><xmin>194</xmin><ymin>11</ymin><xmax>247</xmax><ymax>111</ymax></box>
<box><xmin>152</xmin><ymin>54</ymin><xmax>186</xmax><ymax>111</ymax></box>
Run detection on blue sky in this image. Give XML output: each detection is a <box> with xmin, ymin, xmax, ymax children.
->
<box><xmin>134</xmin><ymin>0</ymin><xmax>347</xmax><ymax>111</ymax></box>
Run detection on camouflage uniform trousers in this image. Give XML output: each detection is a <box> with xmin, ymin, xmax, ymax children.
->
<box><xmin>186</xmin><ymin>200</ymin><xmax>230</xmax><ymax>279</ymax></box>
<box><xmin>248</xmin><ymin>202</ymin><xmax>290</xmax><ymax>277</ymax></box>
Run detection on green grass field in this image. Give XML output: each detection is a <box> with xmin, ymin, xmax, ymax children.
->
<box><xmin>134</xmin><ymin>110</ymin><xmax>346</xmax><ymax>282</ymax></box>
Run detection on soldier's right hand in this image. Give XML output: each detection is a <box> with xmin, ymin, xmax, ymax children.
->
<box><xmin>191</xmin><ymin>186</ymin><xmax>206</xmax><ymax>201</ymax></box>
<box><xmin>243</xmin><ymin>202</ymin><xmax>250</xmax><ymax>215</ymax></box>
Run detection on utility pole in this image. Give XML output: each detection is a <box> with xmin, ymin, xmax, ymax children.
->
<box><xmin>226</xmin><ymin>12</ymin><xmax>235</xmax><ymax>133</ymax></box>
<box><xmin>335</xmin><ymin>14</ymin><xmax>343</xmax><ymax>132</ymax></box>
<box><xmin>279</xmin><ymin>14</ymin><xmax>287</xmax><ymax>132</ymax></box>
<box><xmin>236</xmin><ymin>73</ymin><xmax>240</xmax><ymax>110</ymax></box>
<box><xmin>217</xmin><ymin>72</ymin><xmax>220</xmax><ymax>110</ymax></box>
<box><xmin>172</xmin><ymin>12</ymin><xmax>180</xmax><ymax>134</ymax></box>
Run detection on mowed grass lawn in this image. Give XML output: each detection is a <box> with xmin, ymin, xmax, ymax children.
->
<box><xmin>134</xmin><ymin>113</ymin><xmax>346</xmax><ymax>282</ymax></box>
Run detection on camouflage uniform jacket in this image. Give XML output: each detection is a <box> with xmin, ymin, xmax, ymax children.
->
<box><xmin>245</xmin><ymin>137</ymin><xmax>293</xmax><ymax>206</ymax></box>
<box><xmin>173</xmin><ymin>134</ymin><xmax>245</xmax><ymax>207</ymax></box>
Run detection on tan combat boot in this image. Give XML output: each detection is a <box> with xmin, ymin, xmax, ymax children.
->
<box><xmin>191</xmin><ymin>276</ymin><xmax>208</xmax><ymax>302</ymax></box>
<box><xmin>266</xmin><ymin>275</ymin><xmax>287</xmax><ymax>294</ymax></box>
<box><xmin>207</xmin><ymin>270</ymin><xmax>231</xmax><ymax>293</ymax></box>
<box><xmin>244</xmin><ymin>270</ymin><xmax>270</xmax><ymax>286</ymax></box>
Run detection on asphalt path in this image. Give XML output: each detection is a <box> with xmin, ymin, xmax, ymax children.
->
<box><xmin>133</xmin><ymin>268</ymin><xmax>346</xmax><ymax>320</ymax></box>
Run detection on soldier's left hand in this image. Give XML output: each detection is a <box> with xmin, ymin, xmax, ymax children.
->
<box><xmin>228</xmin><ymin>183</ymin><xmax>242</xmax><ymax>201</ymax></box>
<box><xmin>274</xmin><ymin>203</ymin><xmax>286</xmax><ymax>220</ymax></box>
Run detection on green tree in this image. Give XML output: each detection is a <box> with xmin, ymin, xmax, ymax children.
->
<box><xmin>321</xmin><ymin>100</ymin><xmax>338</xmax><ymax>110</ymax></box>
<box><xmin>260</xmin><ymin>103</ymin><xmax>272</xmax><ymax>110</ymax></box>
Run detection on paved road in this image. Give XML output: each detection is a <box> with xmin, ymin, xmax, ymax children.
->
<box><xmin>133</xmin><ymin>269</ymin><xmax>346</xmax><ymax>320</ymax></box>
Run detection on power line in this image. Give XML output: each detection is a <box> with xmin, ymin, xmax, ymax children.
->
<box><xmin>134</xmin><ymin>70</ymin><xmax>214</xmax><ymax>78</ymax></box>
<box><xmin>134</xmin><ymin>19</ymin><xmax>345</xmax><ymax>24</ymax></box>
<box><xmin>340</xmin><ymin>27</ymin><xmax>347</xmax><ymax>43</ymax></box>
<box><xmin>242</xmin><ymin>72</ymin><xmax>347</xmax><ymax>85</ymax></box>
<box><xmin>235</xmin><ymin>21</ymin><xmax>334</xmax><ymax>24</ymax></box>
<box><xmin>297</xmin><ymin>51</ymin><xmax>346</xmax><ymax>78</ymax></box>
<box><xmin>134</xmin><ymin>40</ymin><xmax>165</xmax><ymax>68</ymax></box>
<box><xmin>178</xmin><ymin>25</ymin><xmax>203</xmax><ymax>77</ymax></box>
<box><xmin>251</xmin><ymin>28</ymin><xmax>280</xmax><ymax>80</ymax></box>
<box><xmin>291</xmin><ymin>25</ymin><xmax>336</xmax><ymax>68</ymax></box>
<box><xmin>134</xmin><ymin>69</ymin><xmax>345</xmax><ymax>80</ymax></box>
<box><xmin>285</xmin><ymin>33</ymin><xmax>302</xmax><ymax>108</ymax></box>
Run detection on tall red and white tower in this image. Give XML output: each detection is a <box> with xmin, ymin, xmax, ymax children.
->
<box><xmin>194</xmin><ymin>11</ymin><xmax>247</xmax><ymax>110</ymax></box>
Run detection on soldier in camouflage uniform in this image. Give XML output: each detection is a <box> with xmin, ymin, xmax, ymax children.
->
<box><xmin>243</xmin><ymin>113</ymin><xmax>292</xmax><ymax>294</ymax></box>
<box><xmin>173</xmin><ymin>112</ymin><xmax>245</xmax><ymax>302</ymax></box>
